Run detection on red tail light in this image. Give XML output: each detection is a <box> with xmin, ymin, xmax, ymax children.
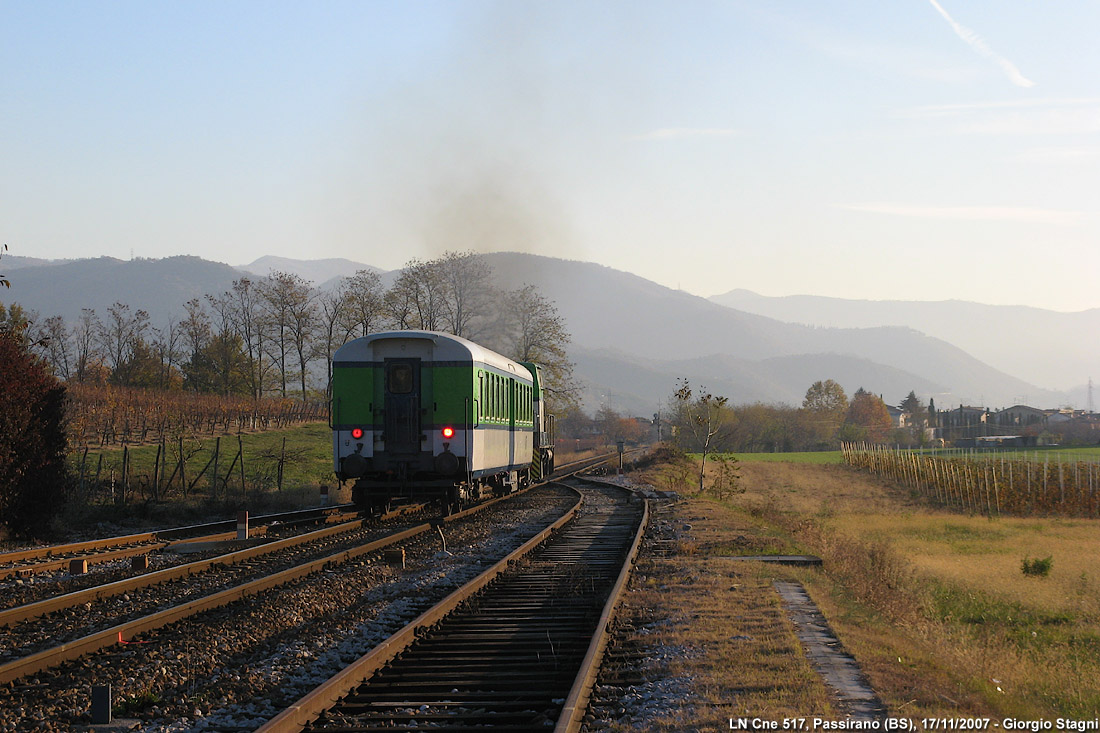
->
<box><xmin>441</xmin><ymin>426</ymin><xmax>455</xmax><ymax>439</ymax></box>
<box><xmin>351</xmin><ymin>428</ymin><xmax>364</xmax><ymax>439</ymax></box>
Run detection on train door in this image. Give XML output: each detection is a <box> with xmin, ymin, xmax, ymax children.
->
<box><xmin>384</xmin><ymin>358</ymin><xmax>421</xmax><ymax>456</ymax></box>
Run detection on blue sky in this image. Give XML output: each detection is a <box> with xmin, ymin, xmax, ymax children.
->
<box><xmin>3</xmin><ymin>1</ymin><xmax>1099</xmax><ymax>310</ymax></box>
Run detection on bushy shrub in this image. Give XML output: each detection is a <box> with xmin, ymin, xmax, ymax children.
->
<box><xmin>1021</xmin><ymin>555</ymin><xmax>1053</xmax><ymax>577</ymax></box>
<box><xmin>0</xmin><ymin>330</ymin><xmax>70</xmax><ymax>539</ymax></box>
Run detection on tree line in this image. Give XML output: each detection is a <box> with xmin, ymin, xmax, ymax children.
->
<box><xmin>2</xmin><ymin>251</ymin><xmax>576</xmax><ymax>408</ymax></box>
<box><xmin>0</xmin><ymin>250</ymin><xmax>576</xmax><ymax>538</ymax></box>
<box><xmin>666</xmin><ymin>378</ymin><xmax>931</xmax><ymax>456</ymax></box>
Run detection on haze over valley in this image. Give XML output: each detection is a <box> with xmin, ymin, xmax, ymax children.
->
<box><xmin>5</xmin><ymin>252</ymin><xmax>1091</xmax><ymax>416</ymax></box>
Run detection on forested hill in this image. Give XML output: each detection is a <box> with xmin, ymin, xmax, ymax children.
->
<box><xmin>1</xmin><ymin>252</ymin><xmax>1068</xmax><ymax>412</ymax></box>
<box><xmin>6</xmin><ymin>256</ymin><xmax>243</xmax><ymax>324</ymax></box>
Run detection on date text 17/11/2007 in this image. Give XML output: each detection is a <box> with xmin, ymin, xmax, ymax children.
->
<box><xmin>728</xmin><ymin>719</ymin><xmax>1100</xmax><ymax>732</ymax></box>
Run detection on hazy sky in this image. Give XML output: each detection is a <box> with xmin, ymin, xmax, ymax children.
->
<box><xmin>4</xmin><ymin>1</ymin><xmax>1100</xmax><ymax>311</ymax></box>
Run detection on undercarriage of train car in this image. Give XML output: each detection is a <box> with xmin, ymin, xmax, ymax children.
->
<box><xmin>346</xmin><ymin>455</ymin><xmax>532</xmax><ymax>515</ymax></box>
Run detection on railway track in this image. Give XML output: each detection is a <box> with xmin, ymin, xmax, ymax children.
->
<box><xmin>0</xmin><ymin>504</ymin><xmax>361</xmax><ymax>583</ymax></box>
<box><xmin>0</xmin><ymin>486</ymin><xmax>590</xmax><ymax>729</ymax></box>
<box><xmin>0</xmin><ymin>450</ymin><xmax>641</xmax><ymax>729</ymax></box>
<box><xmin>0</xmin><ymin>509</ymin><xmax>440</xmax><ymax>684</ymax></box>
<box><xmin>258</xmin><ymin>477</ymin><xmax>647</xmax><ymax>733</ymax></box>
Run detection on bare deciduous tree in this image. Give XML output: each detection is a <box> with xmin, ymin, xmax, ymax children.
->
<box><xmin>73</xmin><ymin>309</ymin><xmax>101</xmax><ymax>383</ymax></box>
<box><xmin>259</xmin><ymin>271</ymin><xmax>316</xmax><ymax>400</ymax></box>
<box><xmin>437</xmin><ymin>250</ymin><xmax>493</xmax><ymax>339</ymax></box>
<box><xmin>227</xmin><ymin>277</ymin><xmax>269</xmax><ymax>399</ymax></box>
<box><xmin>42</xmin><ymin>315</ymin><xmax>73</xmax><ymax>381</ymax></box>
<box><xmin>97</xmin><ymin>302</ymin><xmax>150</xmax><ymax>384</ymax></box>
<box><xmin>672</xmin><ymin>379</ymin><xmax>734</xmax><ymax>494</ymax></box>
<box><xmin>387</xmin><ymin>258</ymin><xmax>445</xmax><ymax>331</ymax></box>
<box><xmin>340</xmin><ymin>269</ymin><xmax>387</xmax><ymax>338</ymax></box>
<box><xmin>497</xmin><ymin>284</ymin><xmax>578</xmax><ymax>413</ymax></box>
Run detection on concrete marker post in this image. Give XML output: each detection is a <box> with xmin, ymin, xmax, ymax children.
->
<box><xmin>91</xmin><ymin>684</ymin><xmax>111</xmax><ymax>724</ymax></box>
<box><xmin>236</xmin><ymin>511</ymin><xmax>248</xmax><ymax>541</ymax></box>
<box><xmin>383</xmin><ymin>548</ymin><xmax>405</xmax><ymax>569</ymax></box>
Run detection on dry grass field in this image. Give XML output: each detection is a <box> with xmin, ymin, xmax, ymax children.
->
<box><xmin>598</xmin><ymin>499</ymin><xmax>834</xmax><ymax>730</ymax></box>
<box><xmin>625</xmin><ymin>457</ymin><xmax>1100</xmax><ymax>721</ymax></box>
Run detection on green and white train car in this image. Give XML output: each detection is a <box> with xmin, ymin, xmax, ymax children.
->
<box><xmin>331</xmin><ymin>330</ymin><xmax>555</xmax><ymax>510</ymax></box>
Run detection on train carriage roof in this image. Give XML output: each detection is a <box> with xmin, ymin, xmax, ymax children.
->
<box><xmin>333</xmin><ymin>330</ymin><xmax>532</xmax><ymax>380</ymax></box>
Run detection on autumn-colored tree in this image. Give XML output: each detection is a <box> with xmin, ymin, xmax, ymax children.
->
<box><xmin>594</xmin><ymin>405</ymin><xmax>645</xmax><ymax>444</ymax></box>
<box><xmin>731</xmin><ymin>402</ymin><xmax>785</xmax><ymax>452</ymax></box>
<box><xmin>843</xmin><ymin>388</ymin><xmax>894</xmax><ymax>444</ymax></box>
<box><xmin>0</xmin><ymin>330</ymin><xmax>69</xmax><ymax>538</ymax></box>
<box><xmin>802</xmin><ymin>379</ymin><xmax>848</xmax><ymax>449</ymax></box>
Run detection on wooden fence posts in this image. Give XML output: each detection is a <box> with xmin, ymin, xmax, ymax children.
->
<box><xmin>842</xmin><ymin>442</ymin><xmax>1099</xmax><ymax>518</ymax></box>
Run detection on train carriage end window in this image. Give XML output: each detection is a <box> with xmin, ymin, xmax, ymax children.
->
<box><xmin>387</xmin><ymin>363</ymin><xmax>414</xmax><ymax>394</ymax></box>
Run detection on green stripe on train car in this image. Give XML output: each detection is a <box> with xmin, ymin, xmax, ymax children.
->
<box><xmin>430</xmin><ymin>365</ymin><xmax>475</xmax><ymax>424</ymax></box>
<box><xmin>332</xmin><ymin>366</ymin><xmax>376</xmax><ymax>425</ymax></box>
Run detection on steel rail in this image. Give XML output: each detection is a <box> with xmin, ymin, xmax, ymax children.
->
<box><xmin>0</xmin><ymin>523</ymin><xmax>432</xmax><ymax>686</ymax></box>
<box><xmin>554</xmin><ymin>477</ymin><xmax>650</xmax><ymax>733</ymax></box>
<box><xmin>254</xmin><ymin>487</ymin><xmax>585</xmax><ymax>733</ymax></box>
<box><xmin>0</xmin><ymin>542</ymin><xmax>164</xmax><ymax>581</ymax></box>
<box><xmin>0</xmin><ymin>504</ymin><xmax>360</xmax><ymax>581</ymax></box>
<box><xmin>0</xmin><ymin>481</ymin><xmax>569</xmax><ymax>685</ymax></box>
<box><xmin>0</xmin><ymin>514</ymin><xmax>379</xmax><ymax>628</ymax></box>
<box><xmin>0</xmin><ymin>532</ymin><xmax>160</xmax><ymax>568</ymax></box>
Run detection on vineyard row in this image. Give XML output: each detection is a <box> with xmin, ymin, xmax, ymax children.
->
<box><xmin>842</xmin><ymin>442</ymin><xmax>1100</xmax><ymax>518</ymax></box>
<box><xmin>66</xmin><ymin>384</ymin><xmax>327</xmax><ymax>447</ymax></box>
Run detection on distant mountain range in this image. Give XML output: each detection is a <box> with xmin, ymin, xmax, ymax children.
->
<box><xmin>710</xmin><ymin>289</ymin><xmax>1099</xmax><ymax>395</ymax></box>
<box><xmin>1</xmin><ymin>252</ymin><xmax>1087</xmax><ymax>415</ymax></box>
<box><xmin>235</xmin><ymin>256</ymin><xmax>383</xmax><ymax>285</ymax></box>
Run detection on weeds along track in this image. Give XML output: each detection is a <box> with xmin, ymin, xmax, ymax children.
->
<box><xmin>0</xmin><ymin>486</ymin><xmax>580</xmax><ymax>731</ymax></box>
<box><xmin>257</xmin><ymin>478</ymin><xmax>647</xmax><ymax>733</ymax></box>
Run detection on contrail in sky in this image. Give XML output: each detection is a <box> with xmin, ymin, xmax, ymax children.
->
<box><xmin>926</xmin><ymin>0</ymin><xmax>1035</xmax><ymax>88</ymax></box>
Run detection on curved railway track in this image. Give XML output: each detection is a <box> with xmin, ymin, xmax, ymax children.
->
<box><xmin>258</xmin><ymin>477</ymin><xmax>647</xmax><ymax>733</ymax></box>
<box><xmin>0</xmin><ymin>486</ymin><xmax>615</xmax><ymax>729</ymax></box>
<box><xmin>0</xmin><ymin>451</ymin><xmax>642</xmax><ymax>730</ymax></box>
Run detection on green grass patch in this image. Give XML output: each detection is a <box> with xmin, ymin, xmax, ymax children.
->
<box><xmin>929</xmin><ymin>581</ymin><xmax>1076</xmax><ymax>629</ymax></box>
<box><xmin>900</xmin><ymin>521</ymin><xmax>1012</xmax><ymax>554</ymax></box>
<box><xmin>61</xmin><ymin>423</ymin><xmax>340</xmax><ymax>532</ymax></box>
<box><xmin>70</xmin><ymin>422</ymin><xmax>334</xmax><ymax>494</ymax></box>
<box><xmin>697</xmin><ymin>451</ymin><xmax>843</xmax><ymax>464</ymax></box>
<box><xmin>922</xmin><ymin>446</ymin><xmax>1100</xmax><ymax>463</ymax></box>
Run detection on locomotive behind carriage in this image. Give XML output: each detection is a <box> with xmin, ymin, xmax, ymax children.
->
<box><xmin>331</xmin><ymin>330</ymin><xmax>555</xmax><ymax>512</ymax></box>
